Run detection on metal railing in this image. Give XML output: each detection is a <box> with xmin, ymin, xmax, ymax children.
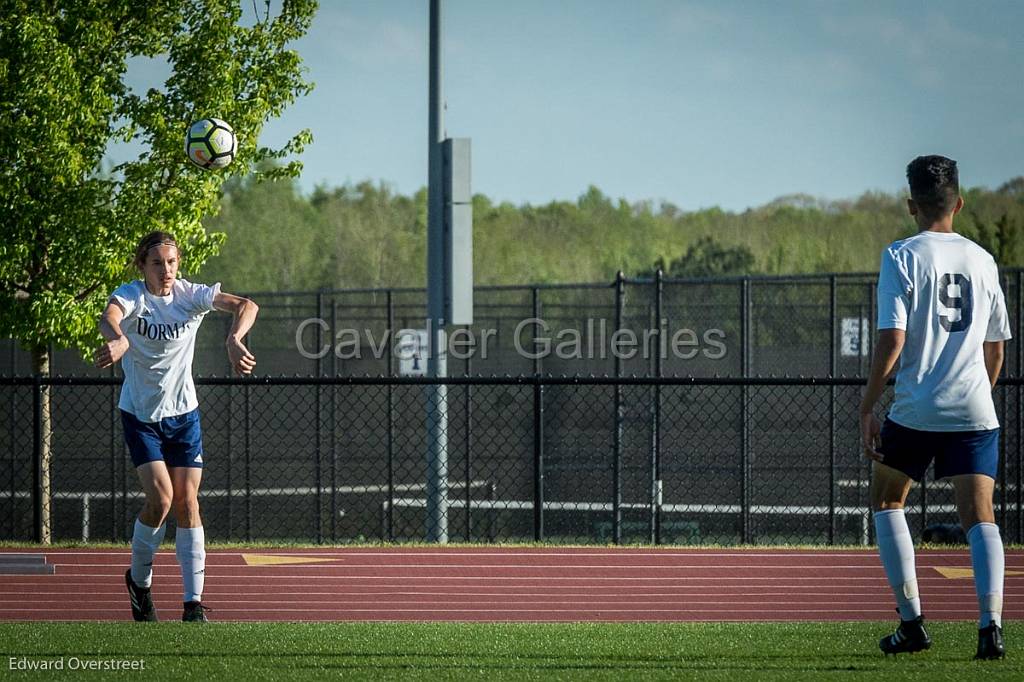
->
<box><xmin>6</xmin><ymin>269</ymin><xmax>1024</xmax><ymax>379</ymax></box>
<box><xmin>3</xmin><ymin>375</ymin><xmax>1022</xmax><ymax>546</ymax></box>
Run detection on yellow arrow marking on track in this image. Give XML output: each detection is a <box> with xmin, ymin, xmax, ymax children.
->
<box><xmin>242</xmin><ymin>554</ymin><xmax>338</xmax><ymax>566</ymax></box>
<box><xmin>934</xmin><ymin>567</ymin><xmax>1024</xmax><ymax>579</ymax></box>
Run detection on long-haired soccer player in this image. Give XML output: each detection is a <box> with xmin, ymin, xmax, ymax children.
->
<box><xmin>94</xmin><ymin>231</ymin><xmax>258</xmax><ymax>622</ymax></box>
<box><xmin>860</xmin><ymin>156</ymin><xmax>1009</xmax><ymax>659</ymax></box>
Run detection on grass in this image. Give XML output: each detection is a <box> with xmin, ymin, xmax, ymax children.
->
<box><xmin>0</xmin><ymin>622</ymin><xmax>1016</xmax><ymax>681</ymax></box>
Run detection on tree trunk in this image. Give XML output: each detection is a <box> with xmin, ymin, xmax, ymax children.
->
<box><xmin>31</xmin><ymin>347</ymin><xmax>52</xmax><ymax>545</ymax></box>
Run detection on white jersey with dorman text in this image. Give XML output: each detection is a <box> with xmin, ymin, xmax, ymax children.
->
<box><xmin>109</xmin><ymin>278</ymin><xmax>221</xmax><ymax>422</ymax></box>
<box><xmin>877</xmin><ymin>231</ymin><xmax>1011</xmax><ymax>432</ymax></box>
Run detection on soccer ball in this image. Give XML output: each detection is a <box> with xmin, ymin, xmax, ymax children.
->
<box><xmin>185</xmin><ymin>118</ymin><xmax>237</xmax><ymax>170</ymax></box>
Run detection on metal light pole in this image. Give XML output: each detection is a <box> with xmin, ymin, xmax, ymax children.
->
<box><xmin>425</xmin><ymin>0</ymin><xmax>449</xmax><ymax>543</ymax></box>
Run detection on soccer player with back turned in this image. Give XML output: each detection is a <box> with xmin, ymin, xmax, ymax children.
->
<box><xmin>860</xmin><ymin>155</ymin><xmax>1009</xmax><ymax>659</ymax></box>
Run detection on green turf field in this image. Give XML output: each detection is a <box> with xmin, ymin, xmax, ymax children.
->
<box><xmin>0</xmin><ymin>622</ymin><xmax>1016</xmax><ymax>681</ymax></box>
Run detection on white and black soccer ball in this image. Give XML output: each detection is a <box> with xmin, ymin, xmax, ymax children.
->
<box><xmin>185</xmin><ymin>118</ymin><xmax>238</xmax><ymax>170</ymax></box>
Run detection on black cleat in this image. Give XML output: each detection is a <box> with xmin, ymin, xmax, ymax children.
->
<box><xmin>975</xmin><ymin>621</ymin><xmax>1006</xmax><ymax>660</ymax></box>
<box><xmin>879</xmin><ymin>615</ymin><xmax>931</xmax><ymax>655</ymax></box>
<box><xmin>182</xmin><ymin>601</ymin><xmax>211</xmax><ymax>622</ymax></box>
<box><xmin>124</xmin><ymin>569</ymin><xmax>158</xmax><ymax>622</ymax></box>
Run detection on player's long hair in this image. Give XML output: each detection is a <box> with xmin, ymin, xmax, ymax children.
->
<box><xmin>133</xmin><ymin>231</ymin><xmax>179</xmax><ymax>269</ymax></box>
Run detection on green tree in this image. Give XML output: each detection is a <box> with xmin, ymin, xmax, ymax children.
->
<box><xmin>203</xmin><ymin>173</ymin><xmax>326</xmax><ymax>292</ymax></box>
<box><xmin>649</xmin><ymin>236</ymin><xmax>757</xmax><ymax>277</ymax></box>
<box><xmin>312</xmin><ymin>181</ymin><xmax>425</xmax><ymax>289</ymax></box>
<box><xmin>998</xmin><ymin>177</ymin><xmax>1024</xmax><ymax>198</ymax></box>
<box><xmin>0</xmin><ymin>0</ymin><xmax>316</xmax><ymax>542</ymax></box>
<box><xmin>182</xmin><ymin>175</ymin><xmax>1024</xmax><ymax>293</ymax></box>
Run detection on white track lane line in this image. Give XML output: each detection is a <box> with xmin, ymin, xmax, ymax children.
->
<box><xmin>0</xmin><ymin>606</ymin><xmax>984</xmax><ymax>614</ymax></box>
<box><xmin>0</xmin><ymin>573</ymin><xmax>972</xmax><ymax>580</ymax></box>
<box><xmin>19</xmin><ymin>550</ymin><xmax>1011</xmax><ymax>559</ymax></box>
<box><xmin>0</xmin><ymin>585</ymin><xmax>999</xmax><ymax>593</ymax></box>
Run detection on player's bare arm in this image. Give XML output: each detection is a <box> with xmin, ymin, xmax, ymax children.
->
<box><xmin>95</xmin><ymin>301</ymin><xmax>130</xmax><ymax>368</ymax></box>
<box><xmin>215</xmin><ymin>291</ymin><xmax>259</xmax><ymax>375</ymax></box>
<box><xmin>983</xmin><ymin>340</ymin><xmax>1004</xmax><ymax>389</ymax></box>
<box><xmin>858</xmin><ymin>328</ymin><xmax>905</xmax><ymax>462</ymax></box>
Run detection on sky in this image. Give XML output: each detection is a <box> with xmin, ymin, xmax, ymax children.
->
<box><xmin>127</xmin><ymin>0</ymin><xmax>1024</xmax><ymax>212</ymax></box>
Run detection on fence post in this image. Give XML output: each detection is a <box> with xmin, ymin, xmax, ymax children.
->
<box><xmin>532</xmin><ymin>287</ymin><xmax>542</xmax><ymax>376</ymax></box>
<box><xmin>487</xmin><ymin>481</ymin><xmax>496</xmax><ymax>542</ymax></box>
<box><xmin>866</xmin><ymin>280</ymin><xmax>876</xmax><ymax>545</ymax></box>
<box><xmin>613</xmin><ymin>272</ymin><xmax>624</xmax><ymax>545</ymax></box>
<box><xmin>465</xmin><ymin>326</ymin><xmax>472</xmax><ymax>541</ymax></box>
<box><xmin>314</xmin><ymin>290</ymin><xmax>323</xmax><ymax>544</ymax></box>
<box><xmin>857</xmin><ymin>304</ymin><xmax>864</xmax><ymax>376</ymax></box>
<box><xmin>1018</xmin><ymin>270</ymin><xmax>1023</xmax><ymax>543</ymax></box>
<box><xmin>121</xmin><ymin>433</ymin><xmax>128</xmax><ymax>542</ymax></box>
<box><xmin>1000</xmin><ymin>379</ymin><xmax>1008</xmax><ymax>531</ymax></box>
<box><xmin>331</xmin><ymin>297</ymin><xmax>338</xmax><ymax>542</ymax></box>
<box><xmin>651</xmin><ymin>270</ymin><xmax>663</xmax><ymax>545</ymax></box>
<box><xmin>533</xmin><ymin>379</ymin><xmax>545</xmax><ymax>541</ymax></box>
<box><xmin>8</xmin><ymin>354</ymin><xmax>15</xmax><ymax>539</ymax></box>
<box><xmin>867</xmin><ymin>281</ymin><xmax>876</xmax><ymax>362</ymax></box>
<box><xmin>1007</xmin><ymin>274</ymin><xmax>1015</xmax><ymax>528</ymax></box>
<box><xmin>1000</xmin><ymin>275</ymin><xmax>1010</xmax><ymax>531</ymax></box>
<box><xmin>919</xmin><ymin>467</ymin><xmax>929</xmax><ymax>534</ymax></box>
<box><xmin>227</xmin><ymin>381</ymin><xmax>233</xmax><ymax>540</ymax></box>
<box><xmin>386</xmin><ymin>290</ymin><xmax>395</xmax><ymax>542</ymax></box>
<box><xmin>244</xmin><ymin>380</ymin><xmax>252</xmax><ymax>542</ymax></box>
<box><xmin>741</xmin><ymin>278</ymin><xmax>751</xmax><ymax>544</ymax></box>
<box><xmin>532</xmin><ymin>287</ymin><xmax>544</xmax><ymax>542</ymax></box>
<box><xmin>110</xmin><ymin>373</ymin><xmax>118</xmax><ymax>542</ymax></box>
<box><xmin>32</xmin><ymin>375</ymin><xmax>43</xmax><ymax>544</ymax></box>
<box><xmin>829</xmin><ymin>275</ymin><xmax>837</xmax><ymax>544</ymax></box>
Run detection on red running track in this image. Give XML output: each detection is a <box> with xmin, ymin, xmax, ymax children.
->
<box><xmin>1</xmin><ymin>547</ymin><xmax>1022</xmax><ymax>622</ymax></box>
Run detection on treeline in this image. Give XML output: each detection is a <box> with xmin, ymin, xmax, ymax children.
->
<box><xmin>196</xmin><ymin>174</ymin><xmax>1024</xmax><ymax>292</ymax></box>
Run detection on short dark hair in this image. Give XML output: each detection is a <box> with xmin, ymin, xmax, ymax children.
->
<box><xmin>906</xmin><ymin>155</ymin><xmax>959</xmax><ymax>220</ymax></box>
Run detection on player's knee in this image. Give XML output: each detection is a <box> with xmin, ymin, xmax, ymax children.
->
<box><xmin>145</xmin><ymin>492</ymin><xmax>172</xmax><ymax>518</ymax></box>
<box><xmin>172</xmin><ymin>494</ymin><xmax>198</xmax><ymax>513</ymax></box>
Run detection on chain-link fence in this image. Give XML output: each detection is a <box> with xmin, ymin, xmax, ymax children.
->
<box><xmin>5</xmin><ymin>270</ymin><xmax>1024</xmax><ymax>378</ymax></box>
<box><xmin>3</xmin><ymin>376</ymin><xmax>1022</xmax><ymax>546</ymax></box>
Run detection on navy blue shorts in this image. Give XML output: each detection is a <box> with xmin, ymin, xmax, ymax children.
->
<box><xmin>878</xmin><ymin>418</ymin><xmax>999</xmax><ymax>481</ymax></box>
<box><xmin>121</xmin><ymin>409</ymin><xmax>204</xmax><ymax>469</ymax></box>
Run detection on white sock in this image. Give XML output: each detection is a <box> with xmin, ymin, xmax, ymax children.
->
<box><xmin>968</xmin><ymin>522</ymin><xmax>1004</xmax><ymax>628</ymax></box>
<box><xmin>874</xmin><ymin>509</ymin><xmax>922</xmax><ymax>620</ymax></box>
<box><xmin>130</xmin><ymin>519</ymin><xmax>166</xmax><ymax>589</ymax></box>
<box><xmin>175</xmin><ymin>526</ymin><xmax>206</xmax><ymax>603</ymax></box>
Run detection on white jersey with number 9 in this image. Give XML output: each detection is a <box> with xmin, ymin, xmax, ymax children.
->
<box><xmin>877</xmin><ymin>231</ymin><xmax>1012</xmax><ymax>432</ymax></box>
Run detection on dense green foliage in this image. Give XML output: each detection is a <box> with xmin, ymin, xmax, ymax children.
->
<box><xmin>0</xmin><ymin>0</ymin><xmax>316</xmax><ymax>361</ymax></box>
<box><xmin>3</xmin><ymin>621</ymin><xmax>1020</xmax><ymax>681</ymax></box>
<box><xmin>0</xmin><ymin>0</ymin><xmax>316</xmax><ymax>543</ymax></box>
<box><xmin>201</xmin><ymin>176</ymin><xmax>1024</xmax><ymax>292</ymax></box>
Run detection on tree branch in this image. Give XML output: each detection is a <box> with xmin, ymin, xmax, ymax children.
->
<box><xmin>32</xmin><ymin>228</ymin><xmax>49</xmax><ymax>283</ymax></box>
<box><xmin>74</xmin><ymin>281</ymin><xmax>104</xmax><ymax>302</ymax></box>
